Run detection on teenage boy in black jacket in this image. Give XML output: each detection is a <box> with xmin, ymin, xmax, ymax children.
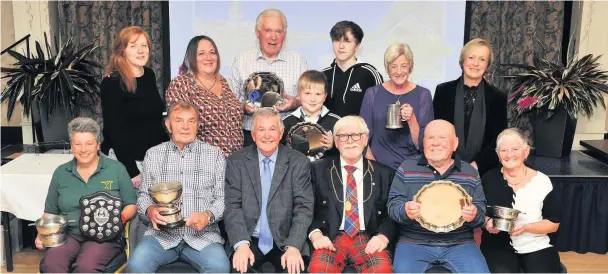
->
<box><xmin>323</xmin><ymin>21</ymin><xmax>384</xmax><ymax>117</ymax></box>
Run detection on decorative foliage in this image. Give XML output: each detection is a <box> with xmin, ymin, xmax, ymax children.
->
<box><xmin>1</xmin><ymin>33</ymin><xmax>102</xmax><ymax>121</ymax></box>
<box><xmin>504</xmin><ymin>54</ymin><xmax>608</xmax><ymax>120</ymax></box>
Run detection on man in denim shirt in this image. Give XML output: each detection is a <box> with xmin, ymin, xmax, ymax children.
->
<box><xmin>387</xmin><ymin>119</ymin><xmax>489</xmax><ymax>273</ymax></box>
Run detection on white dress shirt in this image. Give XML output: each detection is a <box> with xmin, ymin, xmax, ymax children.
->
<box><xmin>339</xmin><ymin>156</ymin><xmax>366</xmax><ymax>231</ymax></box>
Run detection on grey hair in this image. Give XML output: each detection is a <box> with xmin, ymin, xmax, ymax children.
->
<box><xmin>333</xmin><ymin>115</ymin><xmax>369</xmax><ymax>135</ymax></box>
<box><xmin>252</xmin><ymin>107</ymin><xmax>284</xmax><ymax>131</ymax></box>
<box><xmin>68</xmin><ymin>117</ymin><xmax>102</xmax><ymax>143</ymax></box>
<box><xmin>496</xmin><ymin>128</ymin><xmax>530</xmax><ymax>150</ymax></box>
<box><xmin>166</xmin><ymin>101</ymin><xmax>199</xmax><ymax>121</ymax></box>
<box><xmin>255</xmin><ymin>9</ymin><xmax>288</xmax><ymax>31</ymax></box>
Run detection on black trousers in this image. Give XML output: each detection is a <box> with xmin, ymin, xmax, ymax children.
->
<box><xmin>244</xmin><ymin>130</ymin><xmax>255</xmax><ymax>147</ymax></box>
<box><xmin>481</xmin><ymin>246</ymin><xmax>560</xmax><ymax>273</ymax></box>
<box><xmin>231</xmin><ymin>237</ymin><xmax>287</xmax><ymax>273</ymax></box>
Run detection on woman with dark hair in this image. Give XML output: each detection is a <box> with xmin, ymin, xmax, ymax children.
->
<box><xmin>165</xmin><ymin>35</ymin><xmax>243</xmax><ymax>155</ymax></box>
<box><xmin>433</xmin><ymin>38</ymin><xmax>508</xmax><ymax>175</ymax></box>
<box><xmin>101</xmin><ymin>26</ymin><xmax>169</xmax><ymax>188</ymax></box>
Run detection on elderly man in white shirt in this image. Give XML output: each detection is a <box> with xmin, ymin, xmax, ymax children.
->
<box><xmin>228</xmin><ymin>8</ymin><xmax>308</xmax><ymax>146</ymax></box>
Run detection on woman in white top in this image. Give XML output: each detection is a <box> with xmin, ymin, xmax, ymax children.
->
<box><xmin>480</xmin><ymin>128</ymin><xmax>561</xmax><ymax>273</ymax></box>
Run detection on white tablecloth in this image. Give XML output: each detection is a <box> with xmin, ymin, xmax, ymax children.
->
<box><xmin>0</xmin><ymin>153</ymin><xmax>74</xmax><ymax>221</ymax></box>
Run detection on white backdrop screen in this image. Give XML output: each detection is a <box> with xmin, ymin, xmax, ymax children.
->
<box><xmin>169</xmin><ymin>1</ymin><xmax>466</xmax><ymax>94</ymax></box>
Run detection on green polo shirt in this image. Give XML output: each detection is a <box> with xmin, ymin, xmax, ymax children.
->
<box><xmin>44</xmin><ymin>154</ymin><xmax>137</xmax><ymax>237</ymax></box>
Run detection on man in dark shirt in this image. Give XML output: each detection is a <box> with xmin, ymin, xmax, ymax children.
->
<box><xmin>387</xmin><ymin>119</ymin><xmax>489</xmax><ymax>273</ymax></box>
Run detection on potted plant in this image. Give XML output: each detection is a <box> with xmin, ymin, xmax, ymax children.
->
<box><xmin>1</xmin><ymin>33</ymin><xmax>101</xmax><ymax>142</ymax></box>
<box><xmin>505</xmin><ymin>54</ymin><xmax>608</xmax><ymax>157</ymax></box>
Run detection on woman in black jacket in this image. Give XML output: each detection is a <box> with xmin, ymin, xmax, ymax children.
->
<box><xmin>433</xmin><ymin>38</ymin><xmax>507</xmax><ymax>175</ymax></box>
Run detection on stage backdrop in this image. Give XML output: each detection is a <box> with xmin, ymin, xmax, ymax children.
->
<box><xmin>169</xmin><ymin>1</ymin><xmax>466</xmax><ymax>95</ymax></box>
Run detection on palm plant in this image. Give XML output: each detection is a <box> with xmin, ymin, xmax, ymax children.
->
<box><xmin>1</xmin><ymin>33</ymin><xmax>102</xmax><ymax>122</ymax></box>
<box><xmin>505</xmin><ymin>54</ymin><xmax>608</xmax><ymax>120</ymax></box>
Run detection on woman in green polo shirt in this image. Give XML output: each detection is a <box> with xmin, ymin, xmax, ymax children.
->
<box><xmin>36</xmin><ymin>117</ymin><xmax>137</xmax><ymax>273</ymax></box>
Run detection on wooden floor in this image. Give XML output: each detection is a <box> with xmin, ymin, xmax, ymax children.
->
<box><xmin>1</xmin><ymin>248</ymin><xmax>607</xmax><ymax>273</ymax></box>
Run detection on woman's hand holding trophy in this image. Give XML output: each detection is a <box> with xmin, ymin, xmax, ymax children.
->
<box><xmin>400</xmin><ymin>103</ymin><xmax>416</xmax><ymax>122</ymax></box>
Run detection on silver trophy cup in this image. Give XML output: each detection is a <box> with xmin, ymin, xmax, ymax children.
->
<box><xmin>149</xmin><ymin>181</ymin><xmax>184</xmax><ymax>229</ymax></box>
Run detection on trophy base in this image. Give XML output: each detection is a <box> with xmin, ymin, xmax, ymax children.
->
<box><xmin>386</xmin><ymin>125</ymin><xmax>404</xmax><ymax>129</ymax></box>
<box><xmin>41</xmin><ymin>233</ymin><xmax>67</xmax><ymax>248</ymax></box>
<box><xmin>158</xmin><ymin>220</ymin><xmax>185</xmax><ymax>229</ymax></box>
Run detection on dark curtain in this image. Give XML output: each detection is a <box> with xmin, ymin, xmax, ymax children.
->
<box><xmin>57</xmin><ymin>1</ymin><xmax>165</xmax><ymax>127</ymax></box>
<box><xmin>552</xmin><ymin>178</ymin><xmax>608</xmax><ymax>254</ymax></box>
<box><xmin>468</xmin><ymin>1</ymin><xmax>565</xmax><ymax>143</ymax></box>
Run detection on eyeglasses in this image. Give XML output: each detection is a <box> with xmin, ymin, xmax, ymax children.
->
<box><xmin>335</xmin><ymin>133</ymin><xmax>366</xmax><ymax>142</ymax></box>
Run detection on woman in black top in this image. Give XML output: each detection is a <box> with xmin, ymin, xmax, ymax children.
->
<box><xmin>433</xmin><ymin>38</ymin><xmax>507</xmax><ymax>175</ymax></box>
<box><xmin>481</xmin><ymin>128</ymin><xmax>561</xmax><ymax>273</ymax></box>
<box><xmin>100</xmin><ymin>26</ymin><xmax>169</xmax><ymax>188</ymax></box>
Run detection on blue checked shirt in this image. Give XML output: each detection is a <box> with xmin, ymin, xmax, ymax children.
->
<box><xmin>137</xmin><ymin>139</ymin><xmax>226</xmax><ymax>251</ymax></box>
<box><xmin>227</xmin><ymin>48</ymin><xmax>308</xmax><ymax>131</ymax></box>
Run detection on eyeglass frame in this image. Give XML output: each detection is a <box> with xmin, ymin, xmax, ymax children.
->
<box><xmin>334</xmin><ymin>132</ymin><xmax>367</xmax><ymax>142</ymax></box>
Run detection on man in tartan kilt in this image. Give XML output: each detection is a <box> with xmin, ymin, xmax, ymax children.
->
<box><xmin>307</xmin><ymin>116</ymin><xmax>397</xmax><ymax>273</ymax></box>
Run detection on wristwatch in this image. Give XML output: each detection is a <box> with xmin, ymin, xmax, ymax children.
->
<box><xmin>205</xmin><ymin>210</ymin><xmax>215</xmax><ymax>224</ymax></box>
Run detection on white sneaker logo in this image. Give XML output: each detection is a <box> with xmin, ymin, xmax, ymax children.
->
<box><xmin>350</xmin><ymin>83</ymin><xmax>362</xmax><ymax>92</ymax></box>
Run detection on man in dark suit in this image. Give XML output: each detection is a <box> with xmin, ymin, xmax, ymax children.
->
<box><xmin>224</xmin><ymin>107</ymin><xmax>314</xmax><ymax>274</ymax></box>
<box><xmin>307</xmin><ymin>115</ymin><xmax>396</xmax><ymax>273</ymax></box>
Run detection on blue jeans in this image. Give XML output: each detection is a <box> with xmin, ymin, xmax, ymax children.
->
<box><xmin>393</xmin><ymin>241</ymin><xmax>489</xmax><ymax>273</ymax></box>
<box><xmin>126</xmin><ymin>236</ymin><xmax>230</xmax><ymax>273</ymax></box>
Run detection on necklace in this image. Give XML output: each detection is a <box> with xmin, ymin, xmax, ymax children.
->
<box><xmin>329</xmin><ymin>160</ymin><xmax>375</xmax><ymax>204</ymax></box>
<box><xmin>196</xmin><ymin>75</ymin><xmax>217</xmax><ymax>91</ymax></box>
<box><xmin>391</xmin><ymin>81</ymin><xmax>410</xmax><ymax>104</ymax></box>
<box><xmin>502</xmin><ymin>167</ymin><xmax>528</xmax><ymax>186</ymax></box>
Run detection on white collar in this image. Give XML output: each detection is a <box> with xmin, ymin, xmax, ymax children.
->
<box><xmin>340</xmin><ymin>156</ymin><xmax>364</xmax><ymax>171</ymax></box>
<box><xmin>290</xmin><ymin>106</ymin><xmax>329</xmax><ymax>119</ymax></box>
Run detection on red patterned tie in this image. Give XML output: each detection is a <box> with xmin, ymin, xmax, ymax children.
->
<box><xmin>343</xmin><ymin>165</ymin><xmax>360</xmax><ymax>237</ymax></box>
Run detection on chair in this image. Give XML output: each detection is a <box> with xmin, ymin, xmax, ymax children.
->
<box><xmin>38</xmin><ymin>221</ymin><xmax>130</xmax><ymax>273</ymax></box>
<box><xmin>128</xmin><ymin>215</ymin><xmax>198</xmax><ymax>273</ymax></box>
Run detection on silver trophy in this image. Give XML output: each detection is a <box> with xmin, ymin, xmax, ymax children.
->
<box><xmin>149</xmin><ymin>181</ymin><xmax>184</xmax><ymax>229</ymax></box>
<box><xmin>488</xmin><ymin>205</ymin><xmax>522</xmax><ymax>232</ymax></box>
<box><xmin>244</xmin><ymin>72</ymin><xmax>285</xmax><ymax>109</ymax></box>
<box><xmin>31</xmin><ymin>215</ymin><xmax>71</xmax><ymax>248</ymax></box>
<box><xmin>287</xmin><ymin>122</ymin><xmax>328</xmax><ymax>160</ymax></box>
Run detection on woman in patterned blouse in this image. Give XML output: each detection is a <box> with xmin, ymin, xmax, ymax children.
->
<box><xmin>166</xmin><ymin>35</ymin><xmax>244</xmax><ymax>155</ymax></box>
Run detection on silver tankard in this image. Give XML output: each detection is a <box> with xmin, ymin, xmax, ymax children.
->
<box><xmin>386</xmin><ymin>103</ymin><xmax>403</xmax><ymax>129</ymax></box>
